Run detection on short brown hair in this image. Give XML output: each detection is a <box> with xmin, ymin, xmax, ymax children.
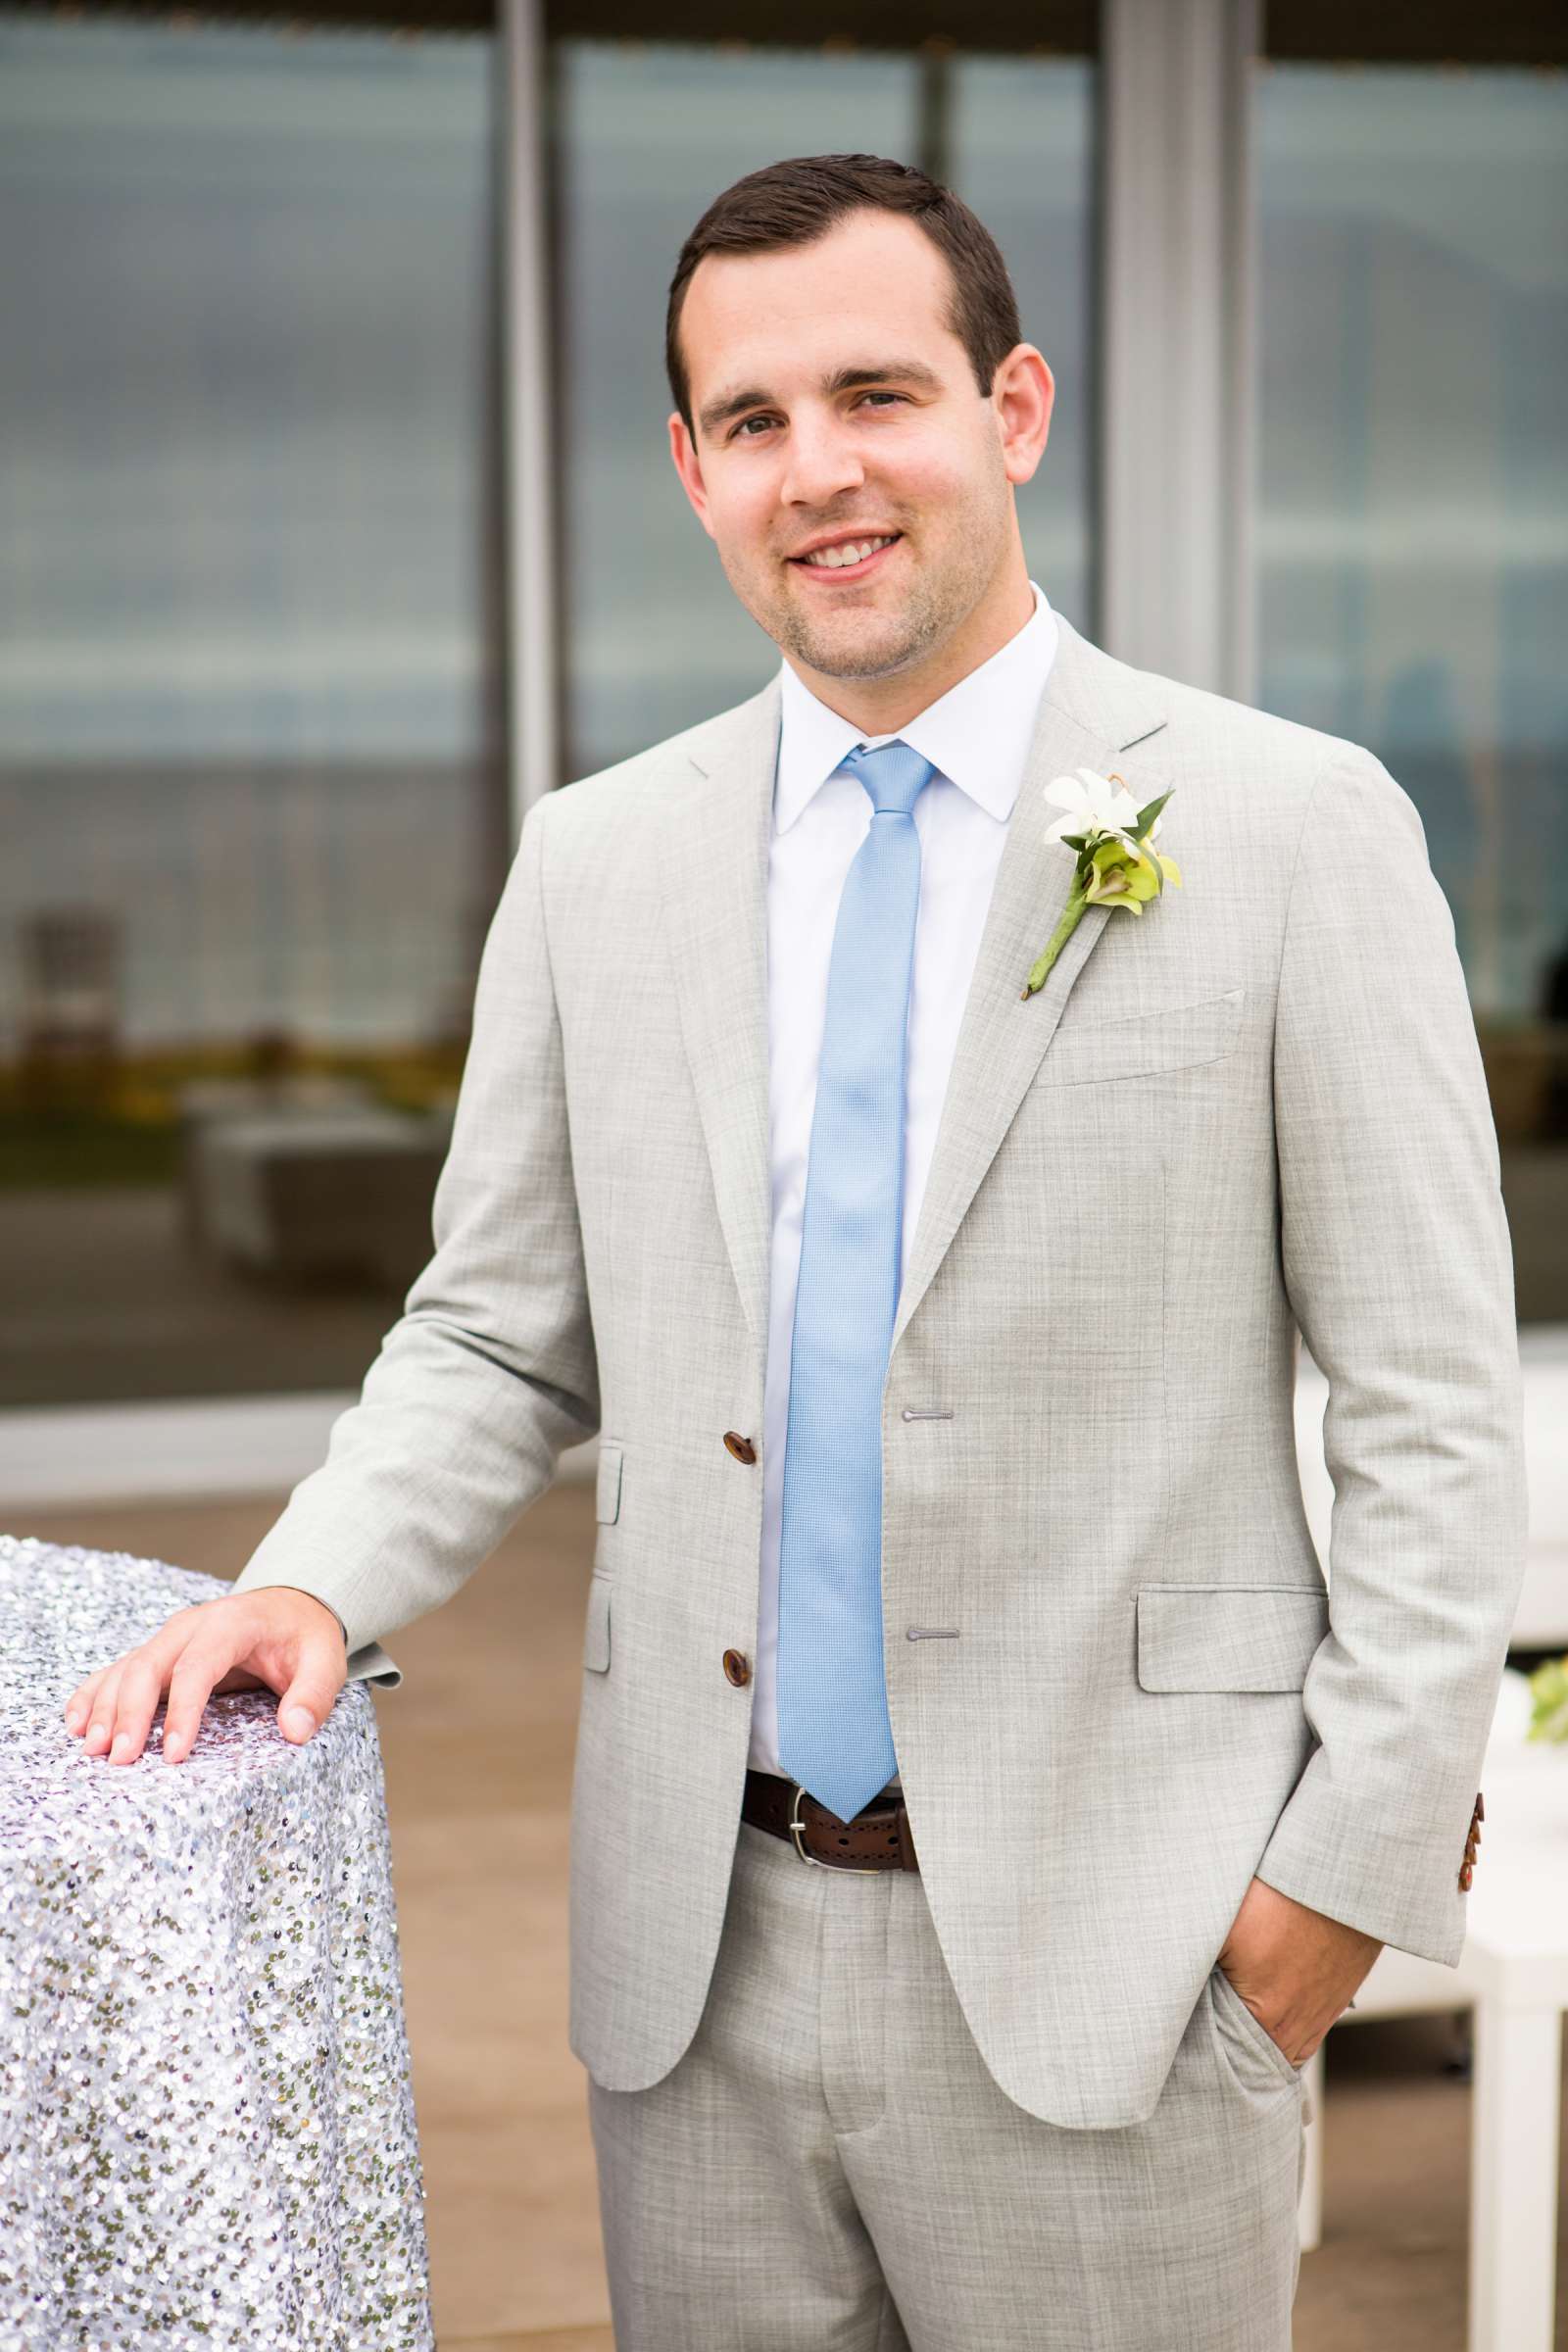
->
<box><xmin>665</xmin><ymin>152</ymin><xmax>1023</xmax><ymax>440</ymax></box>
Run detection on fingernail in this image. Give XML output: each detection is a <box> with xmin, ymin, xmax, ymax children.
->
<box><xmin>110</xmin><ymin>1733</ymin><xmax>131</xmax><ymax>1761</ymax></box>
<box><xmin>163</xmin><ymin>1735</ymin><xmax>184</xmax><ymax>1762</ymax></box>
<box><xmin>282</xmin><ymin>1706</ymin><xmax>315</xmax><ymax>1740</ymax></box>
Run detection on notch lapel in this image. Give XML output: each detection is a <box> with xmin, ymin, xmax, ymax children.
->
<box><xmin>655</xmin><ymin>612</ymin><xmax>1172</xmax><ymax>1368</ymax></box>
<box><xmin>890</xmin><ymin>614</ymin><xmax>1171</xmax><ymax>1351</ymax></box>
<box><xmin>656</xmin><ymin>675</ymin><xmax>780</xmax><ymax>1358</ymax></box>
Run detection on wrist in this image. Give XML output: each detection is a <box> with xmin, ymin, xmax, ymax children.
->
<box><xmin>264</xmin><ymin>1585</ymin><xmax>349</xmax><ymax>1648</ymax></box>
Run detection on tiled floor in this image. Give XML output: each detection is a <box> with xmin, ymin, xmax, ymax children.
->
<box><xmin>17</xmin><ymin>1487</ymin><xmax>1567</xmax><ymax>2349</ymax></box>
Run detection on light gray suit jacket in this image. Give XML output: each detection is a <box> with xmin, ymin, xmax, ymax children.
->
<box><xmin>230</xmin><ymin>611</ymin><xmax>1528</xmax><ymax>2129</ymax></box>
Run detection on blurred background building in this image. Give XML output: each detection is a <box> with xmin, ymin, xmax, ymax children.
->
<box><xmin>1</xmin><ymin>0</ymin><xmax>1564</xmax><ymax>1555</ymax></box>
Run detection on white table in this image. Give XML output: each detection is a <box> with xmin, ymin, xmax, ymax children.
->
<box><xmin>191</xmin><ymin>1105</ymin><xmax>453</xmax><ymax>1282</ymax></box>
<box><xmin>1296</xmin><ymin>1740</ymin><xmax>1567</xmax><ymax>2352</ymax></box>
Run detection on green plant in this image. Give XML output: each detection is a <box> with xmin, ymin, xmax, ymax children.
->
<box><xmin>1527</xmin><ymin>1656</ymin><xmax>1568</xmax><ymax>1742</ymax></box>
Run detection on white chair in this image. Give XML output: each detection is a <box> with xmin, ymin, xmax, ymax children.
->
<box><xmin>1298</xmin><ymin>1712</ymin><xmax>1567</xmax><ymax>2352</ymax></box>
<box><xmin>1291</xmin><ymin>1333</ymin><xmax>1568</xmax><ymax>2352</ymax></box>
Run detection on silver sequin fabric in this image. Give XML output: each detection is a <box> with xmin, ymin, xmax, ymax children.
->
<box><xmin>0</xmin><ymin>1536</ymin><xmax>434</xmax><ymax>2351</ymax></box>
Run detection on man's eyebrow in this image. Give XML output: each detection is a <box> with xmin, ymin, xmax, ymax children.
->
<box><xmin>697</xmin><ymin>358</ymin><xmax>945</xmax><ymax>441</ymax></box>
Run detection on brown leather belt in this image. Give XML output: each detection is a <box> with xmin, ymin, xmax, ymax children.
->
<box><xmin>742</xmin><ymin>1767</ymin><xmax>920</xmax><ymax>1873</ymax></box>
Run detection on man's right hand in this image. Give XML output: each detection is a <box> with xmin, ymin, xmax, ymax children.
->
<box><xmin>62</xmin><ymin>1587</ymin><xmax>349</xmax><ymax>1768</ymax></box>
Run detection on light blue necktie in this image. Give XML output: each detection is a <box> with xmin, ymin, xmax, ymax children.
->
<box><xmin>775</xmin><ymin>737</ymin><xmax>936</xmax><ymax>1826</ymax></box>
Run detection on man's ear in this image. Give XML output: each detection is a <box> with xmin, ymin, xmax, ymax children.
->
<box><xmin>993</xmin><ymin>344</ymin><xmax>1054</xmax><ymax>489</ymax></box>
<box><xmin>668</xmin><ymin>411</ymin><xmax>716</xmax><ymax>541</ymax></box>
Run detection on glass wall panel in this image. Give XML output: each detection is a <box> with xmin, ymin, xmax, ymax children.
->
<box><xmin>1254</xmin><ymin>60</ymin><xmax>1568</xmax><ymax>1320</ymax></box>
<box><xmin>950</xmin><ymin>54</ymin><xmax>1096</xmax><ymax>636</ymax></box>
<box><xmin>0</xmin><ymin>13</ymin><xmax>505</xmax><ymax>1406</ymax></box>
<box><xmin>553</xmin><ymin>36</ymin><xmax>1097</xmax><ymax>778</ymax></box>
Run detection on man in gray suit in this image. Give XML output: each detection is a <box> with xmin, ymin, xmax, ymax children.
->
<box><xmin>67</xmin><ymin>154</ymin><xmax>1526</xmax><ymax>2347</ymax></box>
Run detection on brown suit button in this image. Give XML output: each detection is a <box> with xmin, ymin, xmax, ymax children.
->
<box><xmin>723</xmin><ymin>1648</ymin><xmax>752</xmax><ymax>1687</ymax></box>
<box><xmin>722</xmin><ymin>1431</ymin><xmax>758</xmax><ymax>1464</ymax></box>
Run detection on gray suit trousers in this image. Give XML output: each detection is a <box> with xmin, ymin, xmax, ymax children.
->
<box><xmin>587</xmin><ymin>1816</ymin><xmax>1310</xmax><ymax>2349</ymax></box>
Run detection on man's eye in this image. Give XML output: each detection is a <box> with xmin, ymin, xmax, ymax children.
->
<box><xmin>730</xmin><ymin>391</ymin><xmax>906</xmax><ymax>441</ymax></box>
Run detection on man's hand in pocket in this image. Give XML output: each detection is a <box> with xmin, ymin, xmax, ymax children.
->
<box><xmin>1217</xmin><ymin>1876</ymin><xmax>1383</xmax><ymax>2066</ymax></box>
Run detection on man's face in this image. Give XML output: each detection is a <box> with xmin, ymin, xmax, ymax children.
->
<box><xmin>668</xmin><ymin>209</ymin><xmax>1051</xmax><ymax>687</ymax></box>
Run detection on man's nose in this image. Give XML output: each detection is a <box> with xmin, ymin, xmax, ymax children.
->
<box><xmin>779</xmin><ymin>412</ymin><xmax>866</xmax><ymax>510</ymax></box>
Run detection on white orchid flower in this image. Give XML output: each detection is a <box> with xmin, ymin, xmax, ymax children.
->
<box><xmin>1042</xmin><ymin>765</ymin><xmax>1152</xmax><ymax>850</ymax></box>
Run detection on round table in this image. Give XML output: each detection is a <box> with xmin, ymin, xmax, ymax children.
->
<box><xmin>0</xmin><ymin>1534</ymin><xmax>434</xmax><ymax>2350</ymax></box>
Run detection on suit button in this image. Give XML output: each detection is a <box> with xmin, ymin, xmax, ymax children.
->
<box><xmin>723</xmin><ymin>1648</ymin><xmax>752</xmax><ymax>1687</ymax></box>
<box><xmin>722</xmin><ymin>1431</ymin><xmax>758</xmax><ymax>1464</ymax></box>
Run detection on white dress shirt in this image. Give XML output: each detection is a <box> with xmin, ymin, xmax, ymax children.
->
<box><xmin>751</xmin><ymin>579</ymin><xmax>1061</xmax><ymax>1788</ymax></box>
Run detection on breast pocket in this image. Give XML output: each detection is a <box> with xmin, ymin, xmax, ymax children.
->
<box><xmin>1038</xmin><ymin>986</ymin><xmax>1245</xmax><ymax>1087</ymax></box>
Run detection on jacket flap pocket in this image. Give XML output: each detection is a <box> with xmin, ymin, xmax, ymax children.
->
<box><xmin>583</xmin><ymin>1574</ymin><xmax>612</xmax><ymax>1672</ymax></box>
<box><xmin>1137</xmin><ymin>1583</ymin><xmax>1328</xmax><ymax>1692</ymax></box>
<box><xmin>1040</xmin><ymin>987</ymin><xmax>1245</xmax><ymax>1086</ymax></box>
<box><xmin>595</xmin><ymin>1440</ymin><xmax>624</xmax><ymax>1525</ymax></box>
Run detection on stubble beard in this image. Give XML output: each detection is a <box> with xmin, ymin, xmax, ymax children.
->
<box><xmin>734</xmin><ymin>508</ymin><xmax>1008</xmax><ymax>686</ymax></box>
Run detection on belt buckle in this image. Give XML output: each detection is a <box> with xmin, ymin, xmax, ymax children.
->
<box><xmin>788</xmin><ymin>1781</ymin><xmax>883</xmax><ymax>1873</ymax></box>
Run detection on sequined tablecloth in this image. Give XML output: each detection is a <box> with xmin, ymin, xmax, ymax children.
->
<box><xmin>0</xmin><ymin>1536</ymin><xmax>434</xmax><ymax>2352</ymax></box>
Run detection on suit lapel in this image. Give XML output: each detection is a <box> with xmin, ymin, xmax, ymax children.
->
<box><xmin>890</xmin><ymin>616</ymin><xmax>1171</xmax><ymax>1351</ymax></box>
<box><xmin>657</xmin><ymin>611</ymin><xmax>1172</xmax><ymax>1365</ymax></box>
<box><xmin>655</xmin><ymin>676</ymin><xmax>780</xmax><ymax>1356</ymax></box>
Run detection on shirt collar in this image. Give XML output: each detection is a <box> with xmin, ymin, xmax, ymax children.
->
<box><xmin>773</xmin><ymin>579</ymin><xmax>1058</xmax><ymax>835</ymax></box>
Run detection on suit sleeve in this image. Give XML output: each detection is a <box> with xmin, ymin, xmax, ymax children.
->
<box><xmin>1252</xmin><ymin>744</ymin><xmax>1528</xmax><ymax>1965</ymax></box>
<box><xmin>226</xmin><ymin>792</ymin><xmax>600</xmax><ymax>1673</ymax></box>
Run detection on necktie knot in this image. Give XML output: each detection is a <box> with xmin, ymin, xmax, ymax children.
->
<box><xmin>845</xmin><ymin>738</ymin><xmax>935</xmax><ymax>819</ymax></box>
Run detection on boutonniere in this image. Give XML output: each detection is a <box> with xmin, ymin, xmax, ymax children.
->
<box><xmin>1020</xmin><ymin>767</ymin><xmax>1182</xmax><ymax>1000</ymax></box>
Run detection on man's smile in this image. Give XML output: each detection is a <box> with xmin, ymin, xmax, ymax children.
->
<box><xmin>787</xmin><ymin>530</ymin><xmax>905</xmax><ymax>582</ymax></box>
